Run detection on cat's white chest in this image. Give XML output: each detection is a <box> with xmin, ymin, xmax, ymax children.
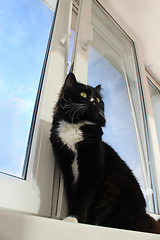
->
<box><xmin>57</xmin><ymin>120</ymin><xmax>84</xmax><ymax>182</ymax></box>
<box><xmin>57</xmin><ymin>120</ymin><xmax>84</xmax><ymax>152</ymax></box>
<box><xmin>57</xmin><ymin>120</ymin><xmax>94</xmax><ymax>183</ymax></box>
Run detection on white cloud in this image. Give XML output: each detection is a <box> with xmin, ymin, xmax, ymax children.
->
<box><xmin>0</xmin><ymin>95</ymin><xmax>34</xmax><ymax>113</ymax></box>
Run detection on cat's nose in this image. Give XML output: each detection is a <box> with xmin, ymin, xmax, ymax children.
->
<box><xmin>90</xmin><ymin>98</ymin><xmax>96</xmax><ymax>105</ymax></box>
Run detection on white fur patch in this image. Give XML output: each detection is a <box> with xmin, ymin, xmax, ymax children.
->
<box><xmin>72</xmin><ymin>152</ymin><xmax>79</xmax><ymax>183</ymax></box>
<box><xmin>57</xmin><ymin>120</ymin><xmax>94</xmax><ymax>183</ymax></box>
<box><xmin>58</xmin><ymin>120</ymin><xmax>84</xmax><ymax>152</ymax></box>
<box><xmin>63</xmin><ymin>216</ymin><xmax>78</xmax><ymax>223</ymax></box>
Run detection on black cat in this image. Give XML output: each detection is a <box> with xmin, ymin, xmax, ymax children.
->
<box><xmin>50</xmin><ymin>72</ymin><xmax>160</xmax><ymax>234</ymax></box>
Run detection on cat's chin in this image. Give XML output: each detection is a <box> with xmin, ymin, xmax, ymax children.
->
<box><xmin>63</xmin><ymin>216</ymin><xmax>78</xmax><ymax>223</ymax></box>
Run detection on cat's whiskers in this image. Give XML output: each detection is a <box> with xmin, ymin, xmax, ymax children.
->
<box><xmin>78</xmin><ymin>106</ymin><xmax>87</xmax><ymax>119</ymax></box>
<box><xmin>61</xmin><ymin>102</ymin><xmax>86</xmax><ymax>109</ymax></box>
<box><xmin>72</xmin><ymin>106</ymin><xmax>86</xmax><ymax>121</ymax></box>
<box><xmin>65</xmin><ymin>107</ymin><xmax>79</xmax><ymax>121</ymax></box>
<box><xmin>60</xmin><ymin>104</ymin><xmax>67</xmax><ymax>109</ymax></box>
<box><xmin>62</xmin><ymin>96</ymin><xmax>73</xmax><ymax>104</ymax></box>
<box><xmin>69</xmin><ymin>108</ymin><xmax>82</xmax><ymax>122</ymax></box>
<box><xmin>65</xmin><ymin>103</ymin><xmax>87</xmax><ymax>122</ymax></box>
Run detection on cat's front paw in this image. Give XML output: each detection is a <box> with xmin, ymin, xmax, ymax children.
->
<box><xmin>63</xmin><ymin>216</ymin><xmax>78</xmax><ymax>223</ymax></box>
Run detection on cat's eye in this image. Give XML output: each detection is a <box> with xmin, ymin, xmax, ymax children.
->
<box><xmin>96</xmin><ymin>97</ymin><xmax>100</xmax><ymax>103</ymax></box>
<box><xmin>80</xmin><ymin>92</ymin><xmax>87</xmax><ymax>98</ymax></box>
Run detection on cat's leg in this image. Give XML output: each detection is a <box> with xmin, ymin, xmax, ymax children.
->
<box><xmin>67</xmin><ymin>173</ymin><xmax>102</xmax><ymax>223</ymax></box>
<box><xmin>86</xmin><ymin>178</ymin><xmax>122</xmax><ymax>226</ymax></box>
<box><xmin>67</xmin><ymin>147</ymin><xmax>103</xmax><ymax>223</ymax></box>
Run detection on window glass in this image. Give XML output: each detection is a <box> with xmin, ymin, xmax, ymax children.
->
<box><xmin>88</xmin><ymin>48</ymin><xmax>145</xmax><ymax>193</ymax></box>
<box><xmin>148</xmin><ymin>81</ymin><xmax>160</xmax><ymax>149</ymax></box>
<box><xmin>87</xmin><ymin>0</ymin><xmax>156</xmax><ymax>212</ymax></box>
<box><xmin>0</xmin><ymin>0</ymin><xmax>54</xmax><ymax>177</ymax></box>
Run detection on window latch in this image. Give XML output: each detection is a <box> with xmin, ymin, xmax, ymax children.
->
<box><xmin>59</xmin><ymin>32</ymin><xmax>71</xmax><ymax>46</ymax></box>
<box><xmin>82</xmin><ymin>24</ymin><xmax>93</xmax><ymax>51</ymax></box>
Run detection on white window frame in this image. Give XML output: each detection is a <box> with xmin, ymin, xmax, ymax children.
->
<box><xmin>146</xmin><ymin>71</ymin><xmax>160</xmax><ymax>91</ymax></box>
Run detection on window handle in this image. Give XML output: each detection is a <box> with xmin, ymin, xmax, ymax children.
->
<box><xmin>59</xmin><ymin>32</ymin><xmax>71</xmax><ymax>46</ymax></box>
<box><xmin>59</xmin><ymin>0</ymin><xmax>72</xmax><ymax>46</ymax></box>
<box><xmin>82</xmin><ymin>24</ymin><xmax>93</xmax><ymax>51</ymax></box>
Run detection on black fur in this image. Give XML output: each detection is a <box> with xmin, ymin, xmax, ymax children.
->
<box><xmin>50</xmin><ymin>73</ymin><xmax>160</xmax><ymax>234</ymax></box>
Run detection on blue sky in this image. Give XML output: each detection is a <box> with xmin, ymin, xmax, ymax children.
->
<box><xmin>0</xmin><ymin>0</ymin><xmax>54</xmax><ymax>177</ymax></box>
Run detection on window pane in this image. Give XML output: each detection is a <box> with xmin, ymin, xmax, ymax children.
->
<box><xmin>148</xmin><ymin>81</ymin><xmax>160</xmax><ymax>149</ymax></box>
<box><xmin>87</xmin><ymin>0</ymin><xmax>156</xmax><ymax>212</ymax></box>
<box><xmin>0</xmin><ymin>0</ymin><xmax>54</xmax><ymax>177</ymax></box>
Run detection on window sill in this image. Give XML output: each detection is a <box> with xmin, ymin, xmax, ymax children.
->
<box><xmin>0</xmin><ymin>209</ymin><xmax>159</xmax><ymax>240</ymax></box>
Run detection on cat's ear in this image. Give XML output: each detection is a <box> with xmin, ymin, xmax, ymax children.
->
<box><xmin>95</xmin><ymin>85</ymin><xmax>101</xmax><ymax>93</ymax></box>
<box><xmin>64</xmin><ymin>73</ymin><xmax>78</xmax><ymax>89</ymax></box>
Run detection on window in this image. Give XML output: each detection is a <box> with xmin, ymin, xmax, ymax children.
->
<box><xmin>0</xmin><ymin>0</ymin><xmax>73</xmax><ymax>216</ymax></box>
<box><xmin>0</xmin><ymin>0</ymin><xmax>54</xmax><ymax>177</ymax></box>
<box><xmin>0</xmin><ymin>0</ymin><xmax>160</xmax><ymax>222</ymax></box>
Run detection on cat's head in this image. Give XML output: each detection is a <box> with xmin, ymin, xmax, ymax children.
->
<box><xmin>54</xmin><ymin>73</ymin><xmax>105</xmax><ymax>126</ymax></box>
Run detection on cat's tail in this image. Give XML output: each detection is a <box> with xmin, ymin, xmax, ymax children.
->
<box><xmin>141</xmin><ymin>214</ymin><xmax>160</xmax><ymax>234</ymax></box>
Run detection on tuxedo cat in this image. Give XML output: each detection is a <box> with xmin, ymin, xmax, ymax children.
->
<box><xmin>50</xmin><ymin>72</ymin><xmax>160</xmax><ymax>234</ymax></box>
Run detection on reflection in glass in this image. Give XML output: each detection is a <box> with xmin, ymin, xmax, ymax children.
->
<box><xmin>88</xmin><ymin>47</ymin><xmax>144</xmax><ymax>191</ymax></box>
